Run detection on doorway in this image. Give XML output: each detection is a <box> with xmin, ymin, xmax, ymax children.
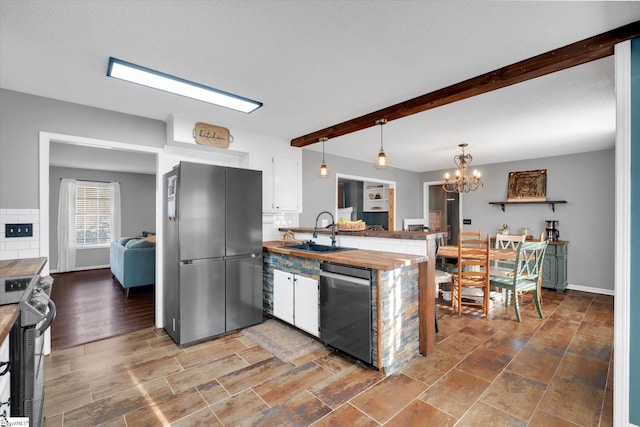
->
<box><xmin>423</xmin><ymin>181</ymin><xmax>460</xmax><ymax>245</ymax></box>
<box><xmin>336</xmin><ymin>174</ymin><xmax>396</xmax><ymax>230</ymax></box>
<box><xmin>38</xmin><ymin>132</ymin><xmax>163</xmax><ymax>351</ymax></box>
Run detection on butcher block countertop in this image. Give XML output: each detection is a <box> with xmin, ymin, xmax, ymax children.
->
<box><xmin>0</xmin><ymin>257</ymin><xmax>47</xmax><ymax>342</ymax></box>
<box><xmin>0</xmin><ymin>305</ymin><xmax>19</xmax><ymax>343</ymax></box>
<box><xmin>263</xmin><ymin>241</ymin><xmax>427</xmax><ymax>270</ymax></box>
<box><xmin>278</xmin><ymin>227</ymin><xmax>439</xmax><ymax>241</ymax></box>
<box><xmin>0</xmin><ymin>257</ymin><xmax>47</xmax><ymax>278</ymax></box>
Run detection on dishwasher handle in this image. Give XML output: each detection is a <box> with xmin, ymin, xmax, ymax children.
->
<box><xmin>319</xmin><ymin>270</ymin><xmax>370</xmax><ymax>286</ymax></box>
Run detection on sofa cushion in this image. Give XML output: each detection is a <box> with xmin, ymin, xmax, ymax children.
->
<box><xmin>118</xmin><ymin>237</ymin><xmax>135</xmax><ymax>246</ymax></box>
<box><xmin>125</xmin><ymin>238</ymin><xmax>155</xmax><ymax>249</ymax></box>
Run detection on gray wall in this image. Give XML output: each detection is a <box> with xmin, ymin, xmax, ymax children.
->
<box><xmin>0</xmin><ymin>89</ymin><xmax>165</xmax><ymax>208</ymax></box>
<box><xmin>420</xmin><ymin>149</ymin><xmax>615</xmax><ymax>291</ymax></box>
<box><xmin>49</xmin><ymin>167</ymin><xmax>156</xmax><ymax>269</ymax></box>
<box><xmin>301</xmin><ymin>149</ymin><xmax>423</xmax><ymax>228</ymax></box>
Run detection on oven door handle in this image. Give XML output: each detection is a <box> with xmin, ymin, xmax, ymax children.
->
<box><xmin>37</xmin><ymin>299</ymin><xmax>57</xmax><ymax>336</ymax></box>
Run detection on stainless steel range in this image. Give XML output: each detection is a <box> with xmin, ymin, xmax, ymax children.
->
<box><xmin>1</xmin><ymin>274</ymin><xmax>56</xmax><ymax>427</ymax></box>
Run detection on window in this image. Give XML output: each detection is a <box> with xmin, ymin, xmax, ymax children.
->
<box><xmin>75</xmin><ymin>183</ymin><xmax>112</xmax><ymax>247</ymax></box>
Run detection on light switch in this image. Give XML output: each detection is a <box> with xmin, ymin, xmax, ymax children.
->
<box><xmin>5</xmin><ymin>223</ymin><xmax>33</xmax><ymax>238</ymax></box>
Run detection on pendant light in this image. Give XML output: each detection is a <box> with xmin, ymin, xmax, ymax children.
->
<box><xmin>317</xmin><ymin>137</ymin><xmax>329</xmax><ymax>179</ymax></box>
<box><xmin>373</xmin><ymin>119</ymin><xmax>389</xmax><ymax>169</ymax></box>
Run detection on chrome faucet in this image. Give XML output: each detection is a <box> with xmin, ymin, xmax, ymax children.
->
<box><xmin>313</xmin><ymin>211</ymin><xmax>337</xmax><ymax>247</ymax></box>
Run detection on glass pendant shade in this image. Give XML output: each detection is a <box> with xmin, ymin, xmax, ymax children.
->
<box><xmin>375</xmin><ymin>150</ymin><xmax>388</xmax><ymax>169</ymax></box>
<box><xmin>373</xmin><ymin>119</ymin><xmax>389</xmax><ymax>169</ymax></box>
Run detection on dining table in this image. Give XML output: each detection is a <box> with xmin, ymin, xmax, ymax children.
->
<box><xmin>437</xmin><ymin>245</ymin><xmax>517</xmax><ymax>261</ymax></box>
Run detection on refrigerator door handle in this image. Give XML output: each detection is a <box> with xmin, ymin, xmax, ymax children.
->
<box><xmin>224</xmin><ymin>253</ymin><xmax>261</xmax><ymax>261</ymax></box>
<box><xmin>180</xmin><ymin>258</ymin><xmax>224</xmax><ymax>265</ymax></box>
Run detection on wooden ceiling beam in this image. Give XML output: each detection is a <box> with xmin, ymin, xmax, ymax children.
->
<box><xmin>291</xmin><ymin>20</ymin><xmax>640</xmax><ymax>148</ymax></box>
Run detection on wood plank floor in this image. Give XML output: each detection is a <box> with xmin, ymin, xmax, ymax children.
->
<box><xmin>43</xmin><ymin>288</ymin><xmax>614</xmax><ymax>426</ymax></box>
<box><xmin>50</xmin><ymin>268</ymin><xmax>155</xmax><ymax>351</ymax></box>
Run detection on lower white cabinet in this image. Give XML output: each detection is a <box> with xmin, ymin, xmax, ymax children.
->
<box><xmin>273</xmin><ymin>269</ymin><xmax>294</xmax><ymax>324</ymax></box>
<box><xmin>273</xmin><ymin>269</ymin><xmax>319</xmax><ymax>336</ymax></box>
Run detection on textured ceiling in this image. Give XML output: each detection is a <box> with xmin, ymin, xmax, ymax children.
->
<box><xmin>2</xmin><ymin>1</ymin><xmax>639</xmax><ymax>172</ymax></box>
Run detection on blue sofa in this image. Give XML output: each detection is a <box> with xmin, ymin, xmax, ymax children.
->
<box><xmin>110</xmin><ymin>236</ymin><xmax>156</xmax><ymax>296</ymax></box>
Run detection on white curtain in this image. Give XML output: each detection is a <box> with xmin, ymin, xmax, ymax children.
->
<box><xmin>57</xmin><ymin>178</ymin><xmax>77</xmax><ymax>272</ymax></box>
<box><xmin>110</xmin><ymin>182</ymin><xmax>121</xmax><ymax>241</ymax></box>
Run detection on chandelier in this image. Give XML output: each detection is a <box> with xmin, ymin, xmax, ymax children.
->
<box><xmin>442</xmin><ymin>143</ymin><xmax>483</xmax><ymax>193</ymax></box>
<box><xmin>373</xmin><ymin>119</ymin><xmax>389</xmax><ymax>169</ymax></box>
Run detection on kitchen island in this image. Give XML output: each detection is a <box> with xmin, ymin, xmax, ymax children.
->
<box><xmin>263</xmin><ymin>235</ymin><xmax>443</xmax><ymax>375</ymax></box>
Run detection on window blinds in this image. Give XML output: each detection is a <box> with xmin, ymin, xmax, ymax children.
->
<box><xmin>75</xmin><ymin>185</ymin><xmax>112</xmax><ymax>246</ymax></box>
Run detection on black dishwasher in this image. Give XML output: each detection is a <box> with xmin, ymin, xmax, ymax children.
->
<box><xmin>319</xmin><ymin>262</ymin><xmax>372</xmax><ymax>364</ymax></box>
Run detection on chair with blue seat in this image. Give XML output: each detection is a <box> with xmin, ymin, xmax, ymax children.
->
<box><xmin>489</xmin><ymin>240</ymin><xmax>548</xmax><ymax>322</ymax></box>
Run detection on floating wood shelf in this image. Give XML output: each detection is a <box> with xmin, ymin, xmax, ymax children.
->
<box><xmin>489</xmin><ymin>200</ymin><xmax>567</xmax><ymax>212</ymax></box>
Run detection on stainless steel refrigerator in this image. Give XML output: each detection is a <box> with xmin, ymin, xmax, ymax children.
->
<box><xmin>163</xmin><ymin>162</ymin><xmax>263</xmax><ymax>346</ymax></box>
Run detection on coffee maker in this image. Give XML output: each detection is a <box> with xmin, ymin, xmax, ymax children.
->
<box><xmin>545</xmin><ymin>220</ymin><xmax>560</xmax><ymax>241</ymax></box>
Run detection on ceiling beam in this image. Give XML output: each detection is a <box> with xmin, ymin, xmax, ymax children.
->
<box><xmin>291</xmin><ymin>20</ymin><xmax>640</xmax><ymax>148</ymax></box>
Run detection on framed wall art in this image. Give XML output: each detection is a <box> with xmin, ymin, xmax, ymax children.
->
<box><xmin>507</xmin><ymin>169</ymin><xmax>547</xmax><ymax>201</ymax></box>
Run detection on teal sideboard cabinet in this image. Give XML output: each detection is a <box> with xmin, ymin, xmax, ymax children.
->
<box><xmin>541</xmin><ymin>241</ymin><xmax>568</xmax><ymax>293</ymax></box>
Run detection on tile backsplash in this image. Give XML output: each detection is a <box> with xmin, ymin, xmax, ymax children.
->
<box><xmin>0</xmin><ymin>209</ymin><xmax>40</xmax><ymax>260</ymax></box>
<box><xmin>262</xmin><ymin>212</ymin><xmax>298</xmax><ymax>242</ymax></box>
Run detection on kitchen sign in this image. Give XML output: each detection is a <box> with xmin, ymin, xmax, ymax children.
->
<box><xmin>193</xmin><ymin>122</ymin><xmax>234</xmax><ymax>148</ymax></box>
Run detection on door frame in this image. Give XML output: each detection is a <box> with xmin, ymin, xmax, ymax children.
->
<box><xmin>38</xmin><ymin>132</ymin><xmax>164</xmax><ymax>327</ymax></box>
<box><xmin>423</xmin><ymin>180</ymin><xmax>462</xmax><ymax>237</ymax></box>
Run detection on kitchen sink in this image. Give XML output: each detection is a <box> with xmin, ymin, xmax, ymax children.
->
<box><xmin>281</xmin><ymin>242</ymin><xmax>354</xmax><ymax>253</ymax></box>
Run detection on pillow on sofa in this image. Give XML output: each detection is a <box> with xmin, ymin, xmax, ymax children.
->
<box><xmin>142</xmin><ymin>231</ymin><xmax>155</xmax><ymax>237</ymax></box>
<box><xmin>118</xmin><ymin>237</ymin><xmax>135</xmax><ymax>246</ymax></box>
<box><xmin>145</xmin><ymin>235</ymin><xmax>157</xmax><ymax>243</ymax></box>
<box><xmin>125</xmin><ymin>238</ymin><xmax>155</xmax><ymax>249</ymax></box>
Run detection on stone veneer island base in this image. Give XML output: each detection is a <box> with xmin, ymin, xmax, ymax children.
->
<box><xmin>263</xmin><ymin>238</ymin><xmax>442</xmax><ymax>375</ymax></box>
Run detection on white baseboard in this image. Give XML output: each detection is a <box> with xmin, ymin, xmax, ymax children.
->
<box><xmin>565</xmin><ymin>283</ymin><xmax>614</xmax><ymax>296</ymax></box>
<box><xmin>49</xmin><ymin>264</ymin><xmax>110</xmax><ymax>274</ymax></box>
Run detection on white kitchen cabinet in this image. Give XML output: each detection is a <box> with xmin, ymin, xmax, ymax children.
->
<box><xmin>256</xmin><ymin>156</ymin><xmax>300</xmax><ymax>212</ymax></box>
<box><xmin>272</xmin><ymin>269</ymin><xmax>319</xmax><ymax>337</ymax></box>
<box><xmin>273</xmin><ymin>269</ymin><xmax>294</xmax><ymax>324</ymax></box>
<box><xmin>293</xmin><ymin>274</ymin><xmax>319</xmax><ymax>336</ymax></box>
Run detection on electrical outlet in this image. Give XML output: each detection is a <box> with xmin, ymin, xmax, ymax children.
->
<box><xmin>5</xmin><ymin>223</ymin><xmax>33</xmax><ymax>238</ymax></box>
<box><xmin>463</xmin><ymin>219</ymin><xmax>472</xmax><ymax>225</ymax></box>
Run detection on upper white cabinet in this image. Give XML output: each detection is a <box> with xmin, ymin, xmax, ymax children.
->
<box><xmin>255</xmin><ymin>156</ymin><xmax>300</xmax><ymax>212</ymax></box>
<box><xmin>363</xmin><ymin>182</ymin><xmax>389</xmax><ymax>212</ymax></box>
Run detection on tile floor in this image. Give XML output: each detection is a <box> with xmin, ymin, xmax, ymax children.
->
<box><xmin>43</xmin><ymin>289</ymin><xmax>613</xmax><ymax>426</ymax></box>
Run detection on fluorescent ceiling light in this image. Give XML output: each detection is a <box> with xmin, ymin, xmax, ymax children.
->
<box><xmin>107</xmin><ymin>57</ymin><xmax>262</xmax><ymax>113</ymax></box>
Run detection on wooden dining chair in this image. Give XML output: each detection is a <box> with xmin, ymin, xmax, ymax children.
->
<box><xmin>447</xmin><ymin>229</ymin><xmax>482</xmax><ymax>274</ymax></box>
<box><xmin>459</xmin><ymin>229</ymin><xmax>482</xmax><ymax>244</ymax></box>
<box><xmin>489</xmin><ymin>240</ymin><xmax>549</xmax><ymax>322</ymax></box>
<box><xmin>451</xmin><ymin>233</ymin><xmax>491</xmax><ymax>316</ymax></box>
<box><xmin>490</xmin><ymin>233</ymin><xmax>526</xmax><ymax>277</ymax></box>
